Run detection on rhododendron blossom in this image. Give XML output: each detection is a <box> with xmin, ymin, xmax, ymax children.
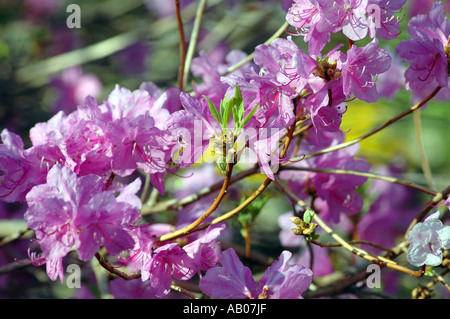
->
<box><xmin>1</xmin><ymin>0</ymin><xmax>449</xmax><ymax>300</ymax></box>
<box><xmin>199</xmin><ymin>248</ymin><xmax>313</xmax><ymax>299</ymax></box>
<box><xmin>407</xmin><ymin>212</ymin><xmax>450</xmax><ymax>267</ymax></box>
<box><xmin>24</xmin><ymin>165</ymin><xmax>142</xmax><ymax>262</ymax></box>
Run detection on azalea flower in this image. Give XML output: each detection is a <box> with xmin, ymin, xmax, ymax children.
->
<box><xmin>199</xmin><ymin>248</ymin><xmax>313</xmax><ymax>299</ymax></box>
<box><xmin>24</xmin><ymin>165</ymin><xmax>141</xmax><ymax>261</ymax></box>
<box><xmin>407</xmin><ymin>212</ymin><xmax>450</xmax><ymax>267</ymax></box>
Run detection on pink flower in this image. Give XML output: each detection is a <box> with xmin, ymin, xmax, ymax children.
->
<box><xmin>396</xmin><ymin>1</ymin><xmax>450</xmax><ymax>102</ymax></box>
<box><xmin>254</xmin><ymin>37</ymin><xmax>317</xmax><ymax>97</ymax></box>
<box><xmin>407</xmin><ymin>212</ymin><xmax>450</xmax><ymax>267</ymax></box>
<box><xmin>0</xmin><ymin>129</ymin><xmax>33</xmax><ymax>202</ymax></box>
<box><xmin>286</xmin><ymin>0</ymin><xmax>334</xmax><ymax>55</ymax></box>
<box><xmin>50</xmin><ymin>66</ymin><xmax>102</xmax><ymax>114</ymax></box>
<box><xmin>199</xmin><ymin>248</ymin><xmax>313</xmax><ymax>299</ymax></box>
<box><xmin>146</xmin><ymin>243</ymin><xmax>195</xmax><ymax>297</ymax></box>
<box><xmin>105</xmin><ymin>113</ymin><xmax>171</xmax><ymax>193</ymax></box>
<box><xmin>367</xmin><ymin>0</ymin><xmax>406</xmax><ymax>40</ymax></box>
<box><xmin>24</xmin><ymin>165</ymin><xmax>141</xmax><ymax>261</ymax></box>
<box><xmin>183</xmin><ymin>224</ymin><xmax>226</xmax><ymax>275</ymax></box>
<box><xmin>321</xmin><ymin>0</ymin><xmax>369</xmax><ymax>41</ymax></box>
<box><xmin>280</xmin><ymin>138</ymin><xmax>370</xmax><ymax>224</ymax></box>
<box><xmin>342</xmin><ymin>38</ymin><xmax>392</xmax><ymax>103</ymax></box>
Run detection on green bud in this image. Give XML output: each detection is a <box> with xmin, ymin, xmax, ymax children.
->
<box><xmin>303</xmin><ymin>208</ymin><xmax>315</xmax><ymax>224</ymax></box>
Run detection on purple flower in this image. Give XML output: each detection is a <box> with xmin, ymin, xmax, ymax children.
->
<box><xmin>199</xmin><ymin>248</ymin><xmax>313</xmax><ymax>299</ymax></box>
<box><xmin>396</xmin><ymin>1</ymin><xmax>450</xmax><ymax>102</ymax></box>
<box><xmin>407</xmin><ymin>212</ymin><xmax>450</xmax><ymax>267</ymax></box>
<box><xmin>110</xmin><ymin>278</ymin><xmax>163</xmax><ymax>299</ymax></box>
<box><xmin>24</xmin><ymin>165</ymin><xmax>141</xmax><ymax>262</ymax></box>
<box><xmin>367</xmin><ymin>0</ymin><xmax>407</xmax><ymax>40</ymax></box>
<box><xmin>376</xmin><ymin>49</ymin><xmax>406</xmax><ymax>99</ymax></box>
<box><xmin>280</xmin><ymin>138</ymin><xmax>370</xmax><ymax>224</ymax></box>
<box><xmin>252</xmin><ymin>128</ymin><xmax>287</xmax><ymax>180</ymax></box>
<box><xmin>99</xmin><ymin>84</ymin><xmax>171</xmax><ymax>127</ymax></box>
<box><xmin>146</xmin><ymin>243</ymin><xmax>196</xmax><ymax>297</ymax></box>
<box><xmin>303</xmin><ymin>85</ymin><xmax>347</xmax><ymax>146</ymax></box>
<box><xmin>191</xmin><ymin>49</ymin><xmax>254</xmax><ymax>107</ymax></box>
<box><xmin>50</xmin><ymin>66</ymin><xmax>102</xmax><ymax>114</ymax></box>
<box><xmin>342</xmin><ymin>39</ymin><xmax>392</xmax><ymax>103</ymax></box>
<box><xmin>168</xmin><ymin>93</ymin><xmax>217</xmax><ymax>168</ymax></box>
<box><xmin>254</xmin><ymin>37</ymin><xmax>317</xmax><ymax>97</ymax></box>
<box><xmin>119</xmin><ymin>223</ymin><xmax>172</xmax><ymax>278</ymax></box>
<box><xmin>408</xmin><ymin>0</ymin><xmax>450</xmax><ymax>17</ymax></box>
<box><xmin>183</xmin><ymin>224</ymin><xmax>226</xmax><ymax>275</ymax></box>
<box><xmin>105</xmin><ymin>113</ymin><xmax>171</xmax><ymax>193</ymax></box>
<box><xmin>0</xmin><ymin>130</ymin><xmax>33</xmax><ymax>202</ymax></box>
<box><xmin>19</xmin><ymin>249</ymin><xmax>65</xmax><ymax>283</ymax></box>
<box><xmin>286</xmin><ymin>0</ymin><xmax>333</xmax><ymax>55</ymax></box>
<box><xmin>321</xmin><ymin>0</ymin><xmax>369</xmax><ymax>41</ymax></box>
<box><xmin>73</xmin><ymin>188</ymin><xmax>140</xmax><ymax>261</ymax></box>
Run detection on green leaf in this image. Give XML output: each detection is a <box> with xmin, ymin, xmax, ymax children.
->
<box><xmin>219</xmin><ymin>94</ymin><xmax>229</xmax><ymax>122</ymax></box>
<box><xmin>303</xmin><ymin>207</ymin><xmax>315</xmax><ymax>224</ymax></box>
<box><xmin>222</xmin><ymin>100</ymin><xmax>232</xmax><ymax>129</ymax></box>
<box><xmin>239</xmin><ymin>102</ymin><xmax>259</xmax><ymax>129</ymax></box>
<box><xmin>203</xmin><ymin>95</ymin><xmax>221</xmax><ymax>124</ymax></box>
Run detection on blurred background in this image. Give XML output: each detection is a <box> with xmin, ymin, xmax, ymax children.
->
<box><xmin>0</xmin><ymin>0</ymin><xmax>449</xmax><ymax>299</ymax></box>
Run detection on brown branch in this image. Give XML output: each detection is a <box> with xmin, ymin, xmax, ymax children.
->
<box><xmin>157</xmin><ymin>162</ymin><xmax>234</xmax><ymax>242</ymax></box>
<box><xmin>95</xmin><ymin>252</ymin><xmax>141</xmax><ymax>281</ymax></box>
<box><xmin>279</xmin><ymin>166</ymin><xmax>437</xmax><ymax>196</ymax></box>
<box><xmin>289</xmin><ymin>86</ymin><xmax>443</xmax><ymax>162</ymax></box>
<box><xmin>404</xmin><ymin>184</ymin><xmax>450</xmax><ymax>239</ymax></box>
<box><xmin>141</xmin><ymin>164</ymin><xmax>259</xmax><ymax>215</ymax></box>
<box><xmin>274</xmin><ymin>176</ymin><xmax>425</xmax><ymax>278</ymax></box>
<box><xmin>156</xmin><ymin>110</ymin><xmax>301</xmax><ymax>241</ymax></box>
<box><xmin>175</xmin><ymin>0</ymin><xmax>186</xmax><ymax>90</ymax></box>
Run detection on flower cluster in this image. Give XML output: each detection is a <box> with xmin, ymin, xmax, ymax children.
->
<box><xmin>0</xmin><ymin>0</ymin><xmax>449</xmax><ymax>299</ymax></box>
<box><xmin>286</xmin><ymin>0</ymin><xmax>406</xmax><ymax>55</ymax></box>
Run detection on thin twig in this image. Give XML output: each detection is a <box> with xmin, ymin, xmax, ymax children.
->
<box><xmin>183</xmin><ymin>0</ymin><xmax>207</xmax><ymax>89</ymax></box>
<box><xmin>95</xmin><ymin>252</ymin><xmax>141</xmax><ymax>280</ymax></box>
<box><xmin>279</xmin><ymin>166</ymin><xmax>437</xmax><ymax>196</ymax></box>
<box><xmin>404</xmin><ymin>184</ymin><xmax>450</xmax><ymax>238</ymax></box>
<box><xmin>225</xmin><ymin>21</ymin><xmax>289</xmax><ymax>74</ymax></box>
<box><xmin>310</xmin><ymin>239</ymin><xmax>392</xmax><ymax>252</ymax></box>
<box><xmin>413</xmin><ymin>109</ymin><xmax>435</xmax><ymax>190</ymax></box>
<box><xmin>141</xmin><ymin>164</ymin><xmax>259</xmax><ymax>215</ymax></box>
<box><xmin>175</xmin><ymin>0</ymin><xmax>187</xmax><ymax>90</ymax></box>
<box><xmin>157</xmin><ymin>162</ymin><xmax>234</xmax><ymax>242</ymax></box>
<box><xmin>274</xmin><ymin>176</ymin><xmax>425</xmax><ymax>277</ymax></box>
<box><xmin>289</xmin><ymin>86</ymin><xmax>442</xmax><ymax>163</ymax></box>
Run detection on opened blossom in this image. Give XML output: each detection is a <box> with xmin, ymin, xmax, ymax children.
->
<box><xmin>407</xmin><ymin>212</ymin><xmax>450</xmax><ymax>267</ymax></box>
<box><xmin>24</xmin><ymin>165</ymin><xmax>141</xmax><ymax>261</ymax></box>
<box><xmin>396</xmin><ymin>1</ymin><xmax>450</xmax><ymax>102</ymax></box>
<box><xmin>146</xmin><ymin>243</ymin><xmax>196</xmax><ymax>297</ymax></box>
<box><xmin>286</xmin><ymin>0</ymin><xmax>335</xmax><ymax>55</ymax></box>
<box><xmin>367</xmin><ymin>0</ymin><xmax>406</xmax><ymax>40</ymax></box>
<box><xmin>342</xmin><ymin>38</ymin><xmax>392</xmax><ymax>103</ymax></box>
<box><xmin>321</xmin><ymin>0</ymin><xmax>369</xmax><ymax>41</ymax></box>
<box><xmin>199</xmin><ymin>248</ymin><xmax>313</xmax><ymax>299</ymax></box>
